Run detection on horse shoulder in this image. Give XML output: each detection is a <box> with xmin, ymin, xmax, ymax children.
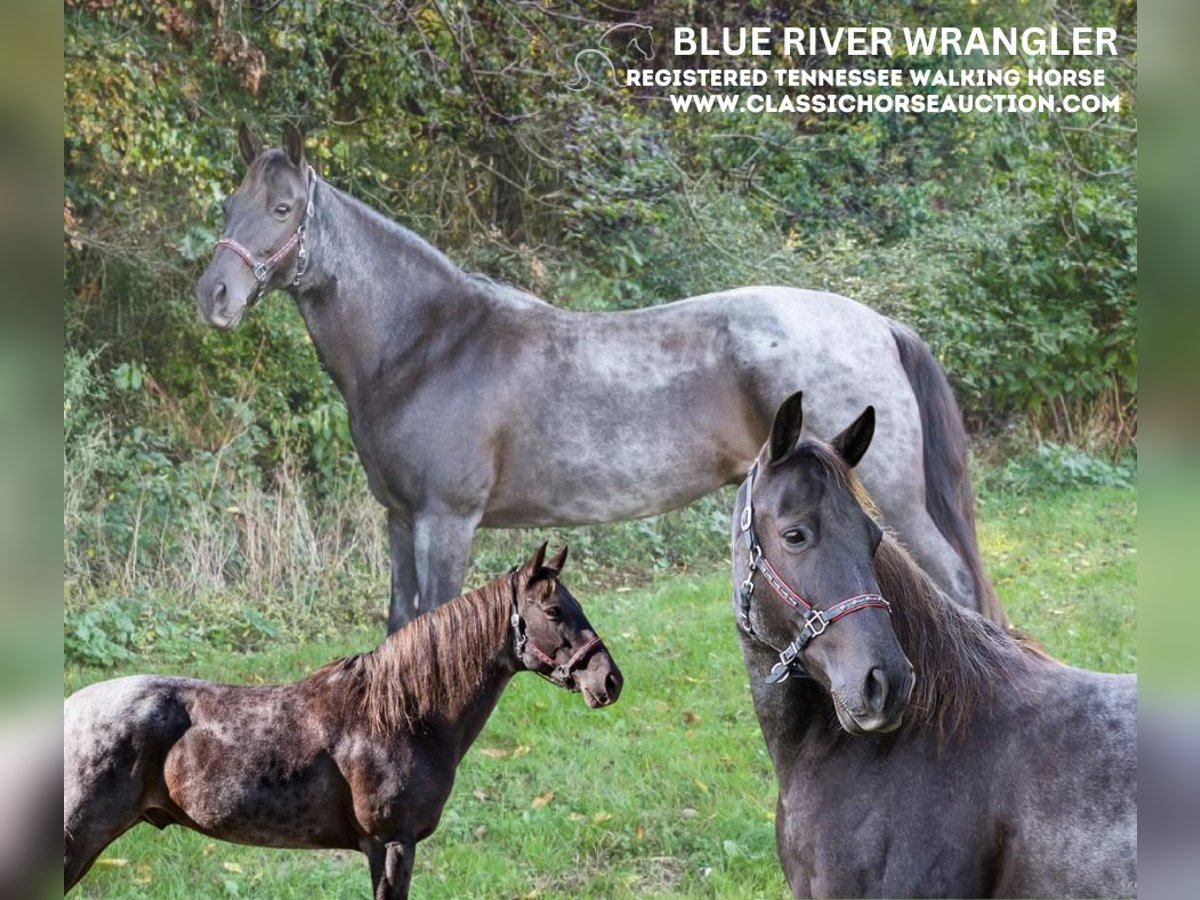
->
<box><xmin>338</xmin><ymin>730</ymin><xmax>454</xmax><ymax>842</ymax></box>
<box><xmin>988</xmin><ymin>667</ymin><xmax>1137</xmax><ymax>897</ymax></box>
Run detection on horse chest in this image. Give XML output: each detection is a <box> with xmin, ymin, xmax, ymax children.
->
<box><xmin>349</xmin><ymin>387</ymin><xmax>498</xmax><ymax>511</ymax></box>
<box><xmin>778</xmin><ymin>762</ymin><xmax>990</xmax><ymax>898</ymax></box>
<box><xmin>341</xmin><ymin>742</ymin><xmax>456</xmax><ymax>842</ymax></box>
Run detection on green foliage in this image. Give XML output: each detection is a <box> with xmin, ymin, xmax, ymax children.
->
<box><xmin>64</xmin><ymin>598</ymin><xmax>140</xmax><ymax>668</ymax></box>
<box><xmin>64</xmin><ymin>0</ymin><xmax>1137</xmax><ymax>608</ymax></box>
<box><xmin>992</xmin><ymin>443</ymin><xmax>1136</xmax><ymax>493</ymax></box>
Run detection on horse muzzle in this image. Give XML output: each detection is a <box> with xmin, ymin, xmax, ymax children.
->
<box><xmin>577</xmin><ymin>652</ymin><xmax>623</xmax><ymax>708</ymax></box>
<box><xmin>196</xmin><ymin>261</ymin><xmax>257</xmax><ymax>330</ymax></box>
<box><xmin>830</xmin><ymin>662</ymin><xmax>914</xmax><ymax>735</ymax></box>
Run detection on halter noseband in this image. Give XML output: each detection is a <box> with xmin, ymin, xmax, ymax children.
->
<box><xmin>737</xmin><ymin>461</ymin><xmax>892</xmax><ymax>684</ymax></box>
<box><xmin>508</xmin><ymin>572</ymin><xmax>604</xmax><ymax>687</ymax></box>
<box><xmin>215</xmin><ymin>164</ymin><xmax>316</xmax><ymax>301</ymax></box>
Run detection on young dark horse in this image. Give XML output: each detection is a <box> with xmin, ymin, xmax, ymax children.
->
<box><xmin>195</xmin><ymin>123</ymin><xmax>1004</xmax><ymax>632</ymax></box>
<box><xmin>732</xmin><ymin>392</ymin><xmax>1136</xmax><ymax>898</ymax></box>
<box><xmin>64</xmin><ymin>544</ymin><xmax>622</xmax><ymax>899</ymax></box>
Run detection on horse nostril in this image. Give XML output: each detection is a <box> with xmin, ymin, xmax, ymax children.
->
<box><xmin>864</xmin><ymin>667</ymin><xmax>888</xmax><ymax>715</ymax></box>
<box><xmin>604</xmin><ymin>671</ymin><xmax>620</xmax><ymax>699</ymax></box>
<box><xmin>213</xmin><ymin>281</ymin><xmax>228</xmax><ymax>309</ymax></box>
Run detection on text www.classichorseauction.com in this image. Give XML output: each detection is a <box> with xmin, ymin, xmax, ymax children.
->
<box><xmin>617</xmin><ymin>24</ymin><xmax>1124</xmax><ymax>115</ymax></box>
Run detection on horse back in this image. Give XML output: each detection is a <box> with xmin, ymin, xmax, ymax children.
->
<box><xmin>994</xmin><ymin>669</ymin><xmax>1137</xmax><ymax>898</ymax></box>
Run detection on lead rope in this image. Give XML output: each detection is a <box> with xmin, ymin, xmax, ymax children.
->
<box><xmin>737</xmin><ymin>461</ymin><xmax>892</xmax><ymax>684</ymax></box>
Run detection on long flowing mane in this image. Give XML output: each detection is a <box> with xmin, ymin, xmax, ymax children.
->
<box><xmin>311</xmin><ymin>575</ymin><xmax>513</xmax><ymax>736</ymax></box>
<box><xmin>803</xmin><ymin>444</ymin><xmax>1055</xmax><ymax>740</ymax></box>
<box><xmin>871</xmin><ymin>519</ymin><xmax>1057</xmax><ymax>740</ymax></box>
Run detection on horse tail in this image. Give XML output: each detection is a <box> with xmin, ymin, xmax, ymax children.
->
<box><xmin>888</xmin><ymin>320</ymin><xmax>1007</xmax><ymax>627</ymax></box>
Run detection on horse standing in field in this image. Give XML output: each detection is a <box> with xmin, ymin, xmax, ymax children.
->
<box><xmin>732</xmin><ymin>392</ymin><xmax>1136</xmax><ymax>898</ymax></box>
<box><xmin>196</xmin><ymin>122</ymin><xmax>1004</xmax><ymax>632</ymax></box>
<box><xmin>64</xmin><ymin>544</ymin><xmax>622</xmax><ymax>899</ymax></box>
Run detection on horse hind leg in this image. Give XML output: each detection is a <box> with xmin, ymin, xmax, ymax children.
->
<box><xmin>886</xmin><ymin>500</ymin><xmax>980</xmax><ymax>611</ymax></box>
<box><xmin>64</xmin><ymin>758</ymin><xmax>148</xmax><ymax>892</ymax></box>
<box><xmin>64</xmin><ymin>804</ymin><xmax>142</xmax><ymax>893</ymax></box>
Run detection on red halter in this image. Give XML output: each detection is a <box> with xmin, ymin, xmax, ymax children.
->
<box><xmin>508</xmin><ymin>573</ymin><xmax>605</xmax><ymax>686</ymax></box>
<box><xmin>737</xmin><ymin>461</ymin><xmax>892</xmax><ymax>684</ymax></box>
<box><xmin>214</xmin><ymin>165</ymin><xmax>315</xmax><ymax>301</ymax></box>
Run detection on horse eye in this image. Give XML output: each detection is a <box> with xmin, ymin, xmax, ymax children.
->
<box><xmin>274</xmin><ymin>203</ymin><xmax>292</xmax><ymax>216</ymax></box>
<box><xmin>544</xmin><ymin>606</ymin><xmax>562</xmax><ymax>621</ymax></box>
<box><xmin>782</xmin><ymin>528</ymin><xmax>810</xmax><ymax>546</ymax></box>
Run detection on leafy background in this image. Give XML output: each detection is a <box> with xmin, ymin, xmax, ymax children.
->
<box><xmin>63</xmin><ymin>2</ymin><xmax>1136</xmax><ymax>895</ymax></box>
<box><xmin>64</xmin><ymin>0</ymin><xmax>1135</xmax><ymax>644</ymax></box>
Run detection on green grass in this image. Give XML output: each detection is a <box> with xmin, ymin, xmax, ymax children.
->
<box><xmin>978</xmin><ymin>483</ymin><xmax>1136</xmax><ymax>672</ymax></box>
<box><xmin>64</xmin><ymin>481</ymin><xmax>1135</xmax><ymax>898</ymax></box>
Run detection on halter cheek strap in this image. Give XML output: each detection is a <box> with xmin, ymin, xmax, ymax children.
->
<box><xmin>737</xmin><ymin>461</ymin><xmax>892</xmax><ymax>685</ymax></box>
<box><xmin>215</xmin><ymin>164</ymin><xmax>316</xmax><ymax>301</ymax></box>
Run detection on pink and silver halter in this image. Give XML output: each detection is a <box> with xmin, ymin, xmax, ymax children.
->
<box><xmin>508</xmin><ymin>571</ymin><xmax>604</xmax><ymax>688</ymax></box>
<box><xmin>737</xmin><ymin>461</ymin><xmax>892</xmax><ymax>684</ymax></box>
<box><xmin>214</xmin><ymin>165</ymin><xmax>316</xmax><ymax>301</ymax></box>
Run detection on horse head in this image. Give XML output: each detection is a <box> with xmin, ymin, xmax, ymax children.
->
<box><xmin>735</xmin><ymin>391</ymin><xmax>914</xmax><ymax>734</ymax></box>
<box><xmin>196</xmin><ymin>122</ymin><xmax>313</xmax><ymax>329</ymax></box>
<box><xmin>510</xmin><ymin>542</ymin><xmax>623</xmax><ymax>708</ymax></box>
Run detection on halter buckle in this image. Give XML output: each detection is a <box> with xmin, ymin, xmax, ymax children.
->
<box><xmin>765</xmin><ymin>660</ymin><xmax>792</xmax><ymax>684</ymax></box>
<box><xmin>804</xmin><ymin>610</ymin><xmax>828</xmax><ymax>639</ymax></box>
<box><xmin>740</xmin><ymin>505</ymin><xmax>752</xmax><ymax>532</ymax></box>
<box><xmin>252</xmin><ymin>260</ymin><xmax>269</xmax><ymax>282</ymax></box>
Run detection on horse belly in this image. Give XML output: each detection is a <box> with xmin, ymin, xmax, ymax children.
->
<box><xmin>163</xmin><ymin>731</ymin><xmax>355</xmax><ymax>850</ymax></box>
<box><xmin>486</xmin><ymin>356</ymin><xmax>763</xmax><ymax>525</ymax></box>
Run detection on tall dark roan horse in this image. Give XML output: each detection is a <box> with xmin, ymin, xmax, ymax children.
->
<box><xmin>64</xmin><ymin>544</ymin><xmax>622</xmax><ymax>899</ymax></box>
<box><xmin>732</xmin><ymin>392</ymin><xmax>1136</xmax><ymax>898</ymax></box>
<box><xmin>196</xmin><ymin>123</ymin><xmax>1004</xmax><ymax>632</ymax></box>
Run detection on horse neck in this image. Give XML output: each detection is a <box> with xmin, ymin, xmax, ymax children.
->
<box><xmin>739</xmin><ymin>634</ymin><xmax>846</xmax><ymax>776</ymax></box>
<box><xmin>290</xmin><ymin>178</ymin><xmax>473</xmax><ymax>405</ymax></box>
<box><xmin>352</xmin><ymin>580</ymin><xmax>519</xmax><ymax>760</ymax></box>
<box><xmin>443</xmin><ymin>663</ymin><xmax>515</xmax><ymax>764</ymax></box>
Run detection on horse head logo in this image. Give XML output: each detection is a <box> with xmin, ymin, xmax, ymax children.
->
<box><xmin>565</xmin><ymin>23</ymin><xmax>656</xmax><ymax>92</ymax></box>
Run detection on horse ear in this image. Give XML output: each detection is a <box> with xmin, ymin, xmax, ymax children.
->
<box><xmin>520</xmin><ymin>541</ymin><xmax>549</xmax><ymax>580</ymax></box>
<box><xmin>237</xmin><ymin>122</ymin><xmax>262</xmax><ymax>166</ymax></box>
<box><xmin>282</xmin><ymin>121</ymin><xmax>305</xmax><ymax>168</ymax></box>
<box><xmin>768</xmin><ymin>390</ymin><xmax>805</xmax><ymax>464</ymax></box>
<box><xmin>831</xmin><ymin>406</ymin><xmax>875</xmax><ymax>468</ymax></box>
<box><xmin>544</xmin><ymin>545</ymin><xmax>569</xmax><ymax>576</ymax></box>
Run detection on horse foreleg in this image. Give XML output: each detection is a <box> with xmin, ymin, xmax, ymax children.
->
<box><xmin>412</xmin><ymin>511</ymin><xmax>480</xmax><ymax>615</ymax></box>
<box><xmin>367</xmin><ymin>840</ymin><xmax>415</xmax><ymax>900</ymax></box>
<box><xmin>387</xmin><ymin>511</ymin><xmax>419</xmax><ymax>634</ymax></box>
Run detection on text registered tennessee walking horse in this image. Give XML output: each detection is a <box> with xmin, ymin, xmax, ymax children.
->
<box><xmin>196</xmin><ymin>122</ymin><xmax>1004</xmax><ymax>632</ymax></box>
<box><xmin>64</xmin><ymin>544</ymin><xmax>621</xmax><ymax>899</ymax></box>
<box><xmin>732</xmin><ymin>392</ymin><xmax>1136</xmax><ymax>898</ymax></box>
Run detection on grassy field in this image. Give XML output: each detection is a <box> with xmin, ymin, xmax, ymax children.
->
<box><xmin>64</xmin><ymin>481</ymin><xmax>1135</xmax><ymax>898</ymax></box>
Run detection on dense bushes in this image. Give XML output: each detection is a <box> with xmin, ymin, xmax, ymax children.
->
<box><xmin>64</xmin><ymin>0</ymin><xmax>1136</xmax><ymax>632</ymax></box>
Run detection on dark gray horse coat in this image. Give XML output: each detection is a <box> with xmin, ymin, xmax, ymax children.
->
<box><xmin>197</xmin><ymin>125</ymin><xmax>1003</xmax><ymax>632</ymax></box>
<box><xmin>733</xmin><ymin>396</ymin><xmax>1136</xmax><ymax>898</ymax></box>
